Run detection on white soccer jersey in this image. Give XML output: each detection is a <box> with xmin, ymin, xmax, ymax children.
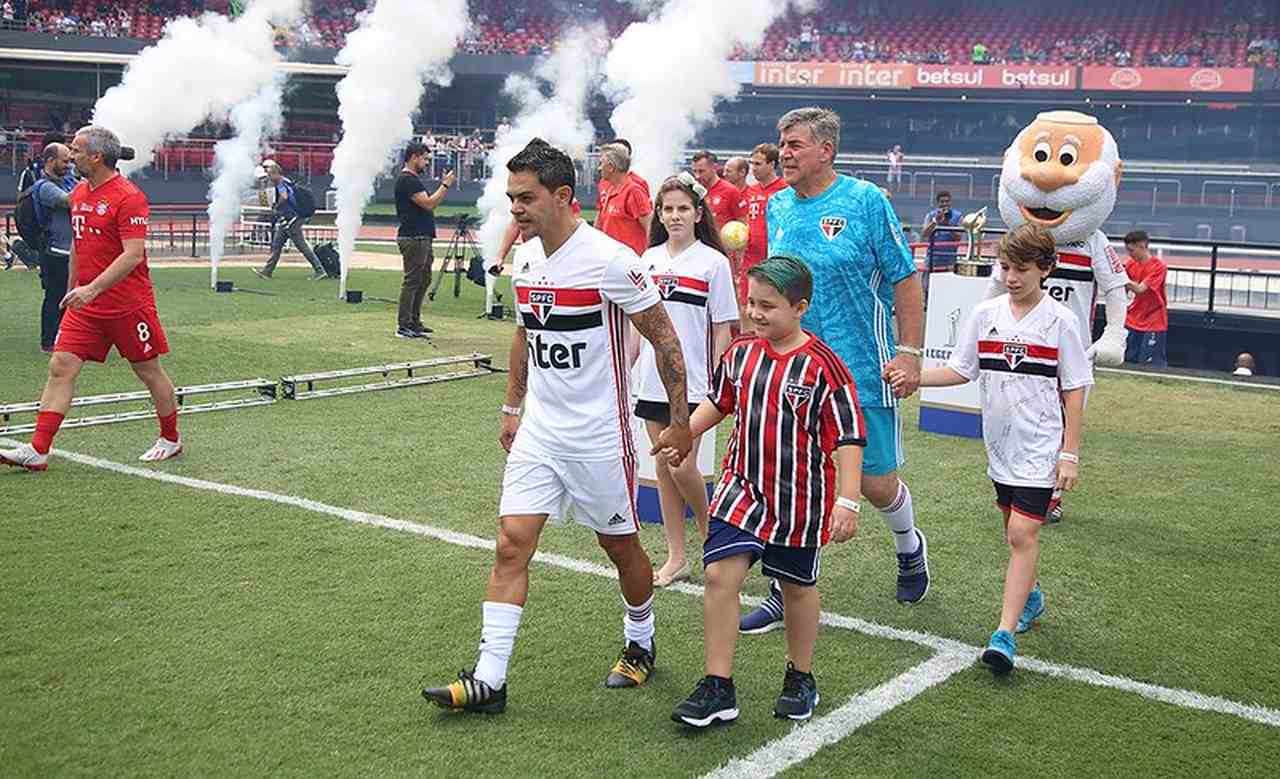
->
<box><xmin>635</xmin><ymin>241</ymin><xmax>739</xmax><ymax>404</ymax></box>
<box><xmin>949</xmin><ymin>294</ymin><xmax>1093</xmax><ymax>488</ymax></box>
<box><xmin>512</xmin><ymin>222</ymin><xmax>661</xmax><ymax>462</ymax></box>
<box><xmin>994</xmin><ymin>230</ymin><xmax>1128</xmax><ymax>353</ymax></box>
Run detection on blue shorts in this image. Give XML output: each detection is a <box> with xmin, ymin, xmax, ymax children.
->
<box><xmin>702</xmin><ymin>519</ymin><xmax>822</xmax><ymax>586</ymax></box>
<box><xmin>861</xmin><ymin>406</ymin><xmax>904</xmax><ymax>476</ymax></box>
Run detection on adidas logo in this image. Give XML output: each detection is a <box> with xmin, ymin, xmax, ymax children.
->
<box><xmin>607</xmin><ymin>513</ymin><xmax>628</xmax><ymax>526</ymax></box>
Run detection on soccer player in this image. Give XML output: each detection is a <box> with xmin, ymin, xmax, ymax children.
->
<box><xmin>740</xmin><ymin>143</ymin><xmax>788</xmax><ymax>326</ymax></box>
<box><xmin>423</xmin><ymin>139</ymin><xmax>692</xmax><ymax>714</ymax></box>
<box><xmin>658</xmin><ymin>255</ymin><xmax>864</xmax><ymax>726</ymax></box>
<box><xmin>722</xmin><ymin>156</ymin><xmax>750</xmax><ymax>193</ymax></box>
<box><xmin>691</xmin><ymin>150</ymin><xmax>747</xmax><ymax>233</ymax></box>
<box><xmin>633</xmin><ymin>172</ymin><xmax>738</xmax><ymax>587</ymax></box>
<box><xmin>596</xmin><ymin>137</ymin><xmax>651</xmax><ymax>214</ymax></box>
<box><xmin>738</xmin><ymin>107</ymin><xmax>931</xmax><ymax>634</ymax></box>
<box><xmin>595</xmin><ymin>143</ymin><xmax>653</xmax><ymax>257</ymax></box>
<box><xmin>1</xmin><ymin>125</ymin><xmax>182</xmax><ymax>471</ymax></box>
<box><xmin>891</xmin><ymin>225</ymin><xmax>1090</xmax><ymax>673</ymax></box>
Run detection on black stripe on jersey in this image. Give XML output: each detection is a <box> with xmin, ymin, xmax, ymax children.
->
<box><xmin>745</xmin><ymin>350</ymin><xmax>775</xmax><ymax>493</ymax></box>
<box><xmin>665</xmin><ymin>291</ymin><xmax>708</xmax><ymax>307</ymax></box>
<box><xmin>775</xmin><ymin>354</ymin><xmax>809</xmax><ymax>539</ymax></box>
<box><xmin>978</xmin><ymin>358</ymin><xmax>1058</xmax><ymax>378</ymax></box>
<box><xmin>836</xmin><ymin>435</ymin><xmax>868</xmax><ymax>447</ymax></box>
<box><xmin>520</xmin><ymin>311</ymin><xmax>604</xmax><ymax>331</ymax></box>
<box><xmin>1048</xmin><ymin>268</ymin><xmax>1094</xmax><ymax>283</ymax></box>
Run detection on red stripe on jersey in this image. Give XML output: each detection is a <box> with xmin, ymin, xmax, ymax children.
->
<box><xmin>605</xmin><ymin>303</ymin><xmax>639</xmax><ymax>529</ymax></box>
<box><xmin>663</xmin><ymin>275</ymin><xmax>710</xmax><ymax>292</ymax></box>
<box><xmin>1057</xmin><ymin>252</ymin><xmax>1091</xmax><ymax>269</ymax></box>
<box><xmin>515</xmin><ymin>286</ymin><xmax>603</xmax><ymax>306</ymax></box>
<box><xmin>978</xmin><ymin>340</ymin><xmax>1060</xmax><ymax>360</ymax></box>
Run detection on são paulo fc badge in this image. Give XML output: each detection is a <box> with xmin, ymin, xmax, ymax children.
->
<box><xmin>1003</xmin><ymin>343</ymin><xmax>1028</xmax><ymax>370</ymax></box>
<box><xmin>655</xmin><ymin>274</ymin><xmax>678</xmax><ymax>299</ymax></box>
<box><xmin>529</xmin><ymin>290</ymin><xmax>555</xmax><ymax>325</ymax></box>
<box><xmin>820</xmin><ymin>216</ymin><xmax>847</xmax><ymax>241</ymax></box>
<box><xmin>783</xmin><ymin>381</ymin><xmax>814</xmax><ymax>410</ymax></box>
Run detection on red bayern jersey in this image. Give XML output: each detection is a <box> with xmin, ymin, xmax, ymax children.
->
<box><xmin>708</xmin><ymin>333</ymin><xmax>866</xmax><ymax>548</ymax></box>
<box><xmin>704</xmin><ymin>177</ymin><xmax>746</xmax><ymax>230</ymax></box>
<box><xmin>742</xmin><ymin>176</ymin><xmax>789</xmax><ymax>270</ymax></box>
<box><xmin>1125</xmin><ymin>257</ymin><xmax>1168</xmax><ymax>332</ymax></box>
<box><xmin>69</xmin><ymin>174</ymin><xmax>154</xmax><ymax>317</ymax></box>
<box><xmin>597</xmin><ymin>175</ymin><xmax>653</xmax><ymax>256</ymax></box>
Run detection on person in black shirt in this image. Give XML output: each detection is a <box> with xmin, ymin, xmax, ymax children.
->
<box><xmin>394</xmin><ymin>142</ymin><xmax>454</xmax><ymax>338</ymax></box>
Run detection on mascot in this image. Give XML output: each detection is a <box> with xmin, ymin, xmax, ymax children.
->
<box><xmin>995</xmin><ymin>110</ymin><xmax>1129</xmax><ymax>367</ymax></box>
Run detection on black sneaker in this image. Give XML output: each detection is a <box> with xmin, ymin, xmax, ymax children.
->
<box><xmin>773</xmin><ymin>662</ymin><xmax>820</xmax><ymax>720</ymax></box>
<box><xmin>413</xmin><ymin>324</ymin><xmax>435</xmax><ymax>335</ymax></box>
<box><xmin>396</xmin><ymin>326</ymin><xmax>424</xmax><ymax>339</ymax></box>
<box><xmin>605</xmin><ymin>639</ymin><xmax>655</xmax><ymax>688</ymax></box>
<box><xmin>895</xmin><ymin>528</ymin><xmax>931</xmax><ymax>604</ymax></box>
<box><xmin>422</xmin><ymin>669</ymin><xmax>507</xmax><ymax>714</ymax></box>
<box><xmin>672</xmin><ymin>676</ymin><xmax>738</xmax><ymax>728</ymax></box>
<box><xmin>309</xmin><ymin>270</ymin><xmax>329</xmax><ymax>281</ymax></box>
<box><xmin>251</xmin><ymin>267</ymin><xmax>272</xmax><ymax>280</ymax></box>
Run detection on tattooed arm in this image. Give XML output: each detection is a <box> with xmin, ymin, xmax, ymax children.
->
<box><xmin>628</xmin><ymin>302</ymin><xmax>692</xmax><ymax>461</ymax></box>
<box><xmin>500</xmin><ymin>326</ymin><xmax>529</xmax><ymax>453</ymax></box>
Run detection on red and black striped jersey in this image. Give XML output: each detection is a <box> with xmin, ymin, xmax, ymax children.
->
<box><xmin>708</xmin><ymin>333</ymin><xmax>866</xmax><ymax>548</ymax></box>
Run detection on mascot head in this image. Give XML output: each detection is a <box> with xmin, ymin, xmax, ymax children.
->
<box><xmin>999</xmin><ymin>110</ymin><xmax>1122</xmax><ymax>244</ymax></box>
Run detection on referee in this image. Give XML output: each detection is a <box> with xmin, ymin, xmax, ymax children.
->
<box><xmin>394</xmin><ymin>141</ymin><xmax>454</xmax><ymax>339</ymax></box>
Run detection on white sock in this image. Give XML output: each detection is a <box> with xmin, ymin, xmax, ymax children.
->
<box><xmin>880</xmin><ymin>480</ymin><xmax>920</xmax><ymax>555</ymax></box>
<box><xmin>474</xmin><ymin>601</ymin><xmax>523</xmax><ymax>689</ymax></box>
<box><xmin>623</xmin><ymin>593</ymin><xmax>655</xmax><ymax>652</ymax></box>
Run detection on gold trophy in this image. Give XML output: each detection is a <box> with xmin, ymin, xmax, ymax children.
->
<box><xmin>955</xmin><ymin>206</ymin><xmax>993</xmax><ymax>277</ymax></box>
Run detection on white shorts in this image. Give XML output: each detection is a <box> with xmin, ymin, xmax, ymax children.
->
<box><xmin>499</xmin><ymin>451</ymin><xmax>639</xmax><ymax>535</ymax></box>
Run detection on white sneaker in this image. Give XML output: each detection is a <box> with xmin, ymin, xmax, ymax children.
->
<box><xmin>0</xmin><ymin>443</ymin><xmax>50</xmax><ymax>471</ymax></box>
<box><xmin>139</xmin><ymin>437</ymin><xmax>183</xmax><ymax>462</ymax></box>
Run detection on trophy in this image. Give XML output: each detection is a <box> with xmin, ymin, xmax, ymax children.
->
<box><xmin>955</xmin><ymin>207</ymin><xmax>994</xmax><ymax>277</ymax></box>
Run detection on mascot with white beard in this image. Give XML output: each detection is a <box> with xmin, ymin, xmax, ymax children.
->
<box><xmin>994</xmin><ymin>110</ymin><xmax>1129</xmax><ymax>367</ymax></box>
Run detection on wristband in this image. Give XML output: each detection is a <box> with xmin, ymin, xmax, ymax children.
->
<box><xmin>501</xmin><ymin>404</ymin><xmax>522</xmax><ymax>417</ymax></box>
<box><xmin>1058</xmin><ymin>452</ymin><xmax>1079</xmax><ymax>463</ymax></box>
<box><xmin>835</xmin><ymin>496</ymin><xmax>862</xmax><ymax>513</ymax></box>
<box><xmin>896</xmin><ymin>345</ymin><xmax>923</xmax><ymax>358</ymax></box>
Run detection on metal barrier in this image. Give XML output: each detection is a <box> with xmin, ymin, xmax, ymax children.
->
<box><xmin>1200</xmin><ymin>180</ymin><xmax>1270</xmax><ymax>214</ymax></box>
<box><xmin>280</xmin><ymin>354</ymin><xmax>499</xmax><ymax>401</ymax></box>
<box><xmin>912</xmin><ymin>171</ymin><xmax>974</xmax><ymax>200</ymax></box>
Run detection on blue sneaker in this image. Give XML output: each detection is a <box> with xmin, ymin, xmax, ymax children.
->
<box><xmin>895</xmin><ymin>529</ymin><xmax>930</xmax><ymax>604</ymax></box>
<box><xmin>773</xmin><ymin>662</ymin><xmax>820</xmax><ymax>720</ymax></box>
<box><xmin>981</xmin><ymin>629</ymin><xmax>1016</xmax><ymax>674</ymax></box>
<box><xmin>1016</xmin><ymin>585</ymin><xmax>1045</xmax><ymax>634</ymax></box>
<box><xmin>739</xmin><ymin>578</ymin><xmax>784</xmax><ymax>634</ymax></box>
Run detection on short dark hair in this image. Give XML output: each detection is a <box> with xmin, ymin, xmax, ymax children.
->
<box><xmin>1124</xmin><ymin>229</ymin><xmax>1150</xmax><ymax>246</ymax></box>
<box><xmin>936</xmin><ymin>191</ymin><xmax>952</xmax><ymax>203</ymax></box>
<box><xmin>691</xmin><ymin>150</ymin><xmax>718</xmax><ymax>165</ymax></box>
<box><xmin>608</xmin><ymin>137</ymin><xmax>632</xmax><ymax>154</ymax></box>
<box><xmin>752</xmin><ymin>143</ymin><xmax>780</xmax><ymax>165</ymax></box>
<box><xmin>749</xmin><ymin>255</ymin><xmax>814</xmax><ymax>305</ymax></box>
<box><xmin>40</xmin><ymin>131</ymin><xmax>65</xmax><ymax>147</ymax></box>
<box><xmin>403</xmin><ymin>141</ymin><xmax>429</xmax><ymax>162</ymax></box>
<box><xmin>507</xmin><ymin>138</ymin><xmax>576</xmax><ymax>199</ymax></box>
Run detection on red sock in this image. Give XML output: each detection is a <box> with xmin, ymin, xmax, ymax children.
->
<box><xmin>158</xmin><ymin>411</ymin><xmax>179</xmax><ymax>443</ymax></box>
<box><xmin>31</xmin><ymin>411</ymin><xmax>65</xmax><ymax>455</ymax></box>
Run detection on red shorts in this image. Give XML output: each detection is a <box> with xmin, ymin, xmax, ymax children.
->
<box><xmin>54</xmin><ymin>304</ymin><xmax>170</xmax><ymax>363</ymax></box>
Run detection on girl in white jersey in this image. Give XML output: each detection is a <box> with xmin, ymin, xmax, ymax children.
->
<box><xmin>890</xmin><ymin>225</ymin><xmax>1091</xmax><ymax>674</ymax></box>
<box><xmin>632</xmin><ymin>173</ymin><xmax>739</xmax><ymax>586</ymax></box>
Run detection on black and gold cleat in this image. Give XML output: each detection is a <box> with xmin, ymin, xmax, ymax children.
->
<box><xmin>605</xmin><ymin>639</ymin><xmax>655</xmax><ymax>688</ymax></box>
<box><xmin>422</xmin><ymin>669</ymin><xmax>507</xmax><ymax>714</ymax></box>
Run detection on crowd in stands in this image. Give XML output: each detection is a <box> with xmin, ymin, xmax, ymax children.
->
<box><xmin>2</xmin><ymin>0</ymin><xmax>1275</xmax><ymax>69</ymax></box>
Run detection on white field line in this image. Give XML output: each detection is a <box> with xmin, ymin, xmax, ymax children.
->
<box><xmin>7</xmin><ymin>438</ymin><xmax>1280</xmax><ymax>732</ymax></box>
<box><xmin>1097</xmin><ymin>366</ymin><xmax>1280</xmax><ymax>392</ymax></box>
<box><xmin>698</xmin><ymin>651</ymin><xmax>974</xmax><ymax>779</ymax></box>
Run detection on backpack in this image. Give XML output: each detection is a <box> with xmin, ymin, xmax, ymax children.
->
<box><xmin>14</xmin><ymin>180</ymin><xmax>49</xmax><ymax>253</ymax></box>
<box><xmin>292</xmin><ymin>184</ymin><xmax>318</xmax><ymax>218</ymax></box>
<box><xmin>314</xmin><ymin>242</ymin><xmax>340</xmax><ymax>277</ymax></box>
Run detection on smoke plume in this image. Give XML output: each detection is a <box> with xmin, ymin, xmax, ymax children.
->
<box><xmin>207</xmin><ymin>82</ymin><xmax>285</xmax><ymax>271</ymax></box>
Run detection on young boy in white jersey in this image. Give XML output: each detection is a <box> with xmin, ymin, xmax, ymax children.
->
<box><xmin>656</xmin><ymin>255</ymin><xmax>865</xmax><ymax>726</ymax></box>
<box><xmin>889</xmin><ymin>224</ymin><xmax>1091</xmax><ymax>673</ymax></box>
<box><xmin>633</xmin><ymin>172</ymin><xmax>738</xmax><ymax>586</ymax></box>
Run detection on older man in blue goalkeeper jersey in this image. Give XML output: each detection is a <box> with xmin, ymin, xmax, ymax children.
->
<box><xmin>739</xmin><ymin>107</ymin><xmax>931</xmax><ymax>633</ymax></box>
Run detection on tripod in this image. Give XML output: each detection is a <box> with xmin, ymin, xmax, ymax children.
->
<box><xmin>429</xmin><ymin>216</ymin><xmax>478</xmax><ymax>302</ymax></box>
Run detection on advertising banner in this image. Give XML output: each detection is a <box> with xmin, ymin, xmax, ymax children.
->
<box><xmin>919</xmin><ymin>273</ymin><xmax>988</xmax><ymax>439</ymax></box>
<box><xmin>1081</xmin><ymin>66</ymin><xmax>1255</xmax><ymax>93</ymax></box>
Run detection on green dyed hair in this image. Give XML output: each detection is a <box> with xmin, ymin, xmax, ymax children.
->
<box><xmin>747</xmin><ymin>255</ymin><xmax>813</xmax><ymax>305</ymax></box>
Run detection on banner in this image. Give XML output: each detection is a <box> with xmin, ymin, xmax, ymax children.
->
<box><xmin>913</xmin><ymin>64</ymin><xmax>1076</xmax><ymax>90</ymax></box>
<box><xmin>918</xmin><ymin>273</ymin><xmax>988</xmax><ymax>439</ymax></box>
<box><xmin>751</xmin><ymin>62</ymin><xmax>1075</xmax><ymax>90</ymax></box>
<box><xmin>1081</xmin><ymin>66</ymin><xmax>1255</xmax><ymax>93</ymax></box>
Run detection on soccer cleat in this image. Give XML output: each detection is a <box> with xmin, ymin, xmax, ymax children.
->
<box><xmin>422</xmin><ymin>669</ymin><xmax>507</xmax><ymax>714</ymax></box>
<box><xmin>1016</xmin><ymin>584</ymin><xmax>1045</xmax><ymax>634</ymax></box>
<box><xmin>251</xmin><ymin>267</ymin><xmax>272</xmax><ymax>280</ymax></box>
<box><xmin>139</xmin><ymin>437</ymin><xmax>182</xmax><ymax>463</ymax></box>
<box><xmin>0</xmin><ymin>443</ymin><xmax>49</xmax><ymax>471</ymax></box>
<box><xmin>895</xmin><ymin>528</ymin><xmax>931</xmax><ymax>604</ymax></box>
<box><xmin>605</xmin><ymin>639</ymin><xmax>655</xmax><ymax>688</ymax></box>
<box><xmin>773</xmin><ymin>662</ymin><xmax>820</xmax><ymax>720</ymax></box>
<box><xmin>981</xmin><ymin>629</ymin><xmax>1017</xmax><ymax>674</ymax></box>
<box><xmin>671</xmin><ymin>676</ymin><xmax>739</xmax><ymax>728</ymax></box>
<box><xmin>740</xmin><ymin>579</ymin><xmax>785</xmax><ymax>634</ymax></box>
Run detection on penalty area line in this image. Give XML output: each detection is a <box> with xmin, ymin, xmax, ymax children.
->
<box><xmin>7</xmin><ymin>437</ymin><xmax>1280</xmax><ymax>733</ymax></box>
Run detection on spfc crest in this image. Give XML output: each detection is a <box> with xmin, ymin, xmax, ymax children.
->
<box><xmin>655</xmin><ymin>274</ymin><xmax>679</xmax><ymax>299</ymax></box>
<box><xmin>1003</xmin><ymin>343</ymin><xmax>1028</xmax><ymax>370</ymax></box>
<box><xmin>529</xmin><ymin>290</ymin><xmax>555</xmax><ymax>325</ymax></box>
<box><xmin>626</xmin><ymin>269</ymin><xmax>650</xmax><ymax>292</ymax></box>
<box><xmin>783</xmin><ymin>381</ymin><xmax>814</xmax><ymax>410</ymax></box>
<box><xmin>820</xmin><ymin>216</ymin><xmax>847</xmax><ymax>241</ymax></box>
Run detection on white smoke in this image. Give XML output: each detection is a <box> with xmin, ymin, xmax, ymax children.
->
<box><xmin>476</xmin><ymin>25</ymin><xmax>607</xmax><ymax>263</ymax></box>
<box><xmin>329</xmin><ymin>0</ymin><xmax>469</xmax><ymax>292</ymax></box>
<box><xmin>92</xmin><ymin>0</ymin><xmax>305</xmax><ymax>176</ymax></box>
<box><xmin>207</xmin><ymin>82</ymin><xmax>284</xmax><ymax>271</ymax></box>
<box><xmin>604</xmin><ymin>0</ymin><xmax>815</xmax><ymax>188</ymax></box>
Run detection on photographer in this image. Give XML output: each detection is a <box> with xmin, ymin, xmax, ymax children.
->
<box><xmin>922</xmin><ymin>191</ymin><xmax>963</xmax><ymax>272</ymax></box>
<box><xmin>395</xmin><ymin>141</ymin><xmax>454</xmax><ymax>339</ymax></box>
<box><xmin>254</xmin><ymin>161</ymin><xmax>327</xmax><ymax>281</ymax></box>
